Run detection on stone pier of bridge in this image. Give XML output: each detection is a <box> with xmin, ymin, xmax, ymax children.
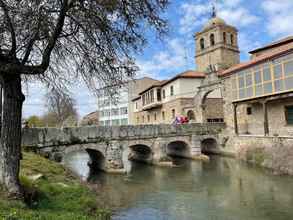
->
<box><xmin>22</xmin><ymin>123</ymin><xmax>226</xmax><ymax>173</ymax></box>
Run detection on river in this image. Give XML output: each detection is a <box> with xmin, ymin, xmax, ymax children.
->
<box><xmin>63</xmin><ymin>151</ymin><xmax>293</xmax><ymax>220</ymax></box>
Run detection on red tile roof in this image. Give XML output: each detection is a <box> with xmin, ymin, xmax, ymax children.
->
<box><xmin>160</xmin><ymin>70</ymin><xmax>205</xmax><ymax>87</ymax></box>
<box><xmin>138</xmin><ymin>80</ymin><xmax>168</xmax><ymax>95</ymax></box>
<box><xmin>138</xmin><ymin>70</ymin><xmax>205</xmax><ymax>95</ymax></box>
<box><xmin>220</xmin><ymin>43</ymin><xmax>293</xmax><ymax>77</ymax></box>
<box><xmin>249</xmin><ymin>36</ymin><xmax>293</xmax><ymax>54</ymax></box>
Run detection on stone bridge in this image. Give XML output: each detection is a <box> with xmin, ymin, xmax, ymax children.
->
<box><xmin>22</xmin><ymin>123</ymin><xmax>226</xmax><ymax>173</ymax></box>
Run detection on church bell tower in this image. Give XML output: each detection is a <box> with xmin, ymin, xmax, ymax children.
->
<box><xmin>195</xmin><ymin>5</ymin><xmax>240</xmax><ymax>72</ymax></box>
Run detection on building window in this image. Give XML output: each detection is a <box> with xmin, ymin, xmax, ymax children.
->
<box><xmin>285</xmin><ymin>106</ymin><xmax>293</xmax><ymax>125</ymax></box>
<box><xmin>120</xmin><ymin>107</ymin><xmax>128</xmax><ymax>115</ymax></box>
<box><xmin>284</xmin><ymin>60</ymin><xmax>293</xmax><ymax>77</ymax></box>
<box><xmin>157</xmin><ymin>89</ymin><xmax>161</xmax><ymax>101</ymax></box>
<box><xmin>162</xmin><ymin>111</ymin><xmax>165</xmax><ymax>120</ymax></box>
<box><xmin>200</xmin><ymin>38</ymin><xmax>205</xmax><ymax>50</ymax></box>
<box><xmin>247</xmin><ymin>107</ymin><xmax>252</xmax><ymax>115</ymax></box>
<box><xmin>142</xmin><ymin>116</ymin><xmax>145</xmax><ymax>123</ymax></box>
<box><xmin>187</xmin><ymin>110</ymin><xmax>195</xmax><ymax>120</ymax></box>
<box><xmin>210</xmin><ymin>33</ymin><xmax>215</xmax><ymax>46</ymax></box>
<box><xmin>170</xmin><ymin>86</ymin><xmax>174</xmax><ymax>96</ymax></box>
<box><xmin>121</xmin><ymin>118</ymin><xmax>128</xmax><ymax>125</ymax></box>
<box><xmin>150</xmin><ymin>89</ymin><xmax>154</xmax><ymax>103</ymax></box>
<box><xmin>154</xmin><ymin>113</ymin><xmax>157</xmax><ymax>121</ymax></box>
<box><xmin>99</xmin><ymin>111</ymin><xmax>104</xmax><ymax>117</ymax></box>
<box><xmin>147</xmin><ymin>115</ymin><xmax>150</xmax><ymax>122</ymax></box>
<box><xmin>172</xmin><ymin>109</ymin><xmax>175</xmax><ymax>119</ymax></box>
<box><xmin>136</xmin><ymin>117</ymin><xmax>139</xmax><ymax>124</ymax></box>
<box><xmin>142</xmin><ymin>94</ymin><xmax>146</xmax><ymax>106</ymax></box>
<box><xmin>112</xmin><ymin>119</ymin><xmax>120</xmax><ymax>126</ymax></box>
<box><xmin>104</xmin><ymin>110</ymin><xmax>110</xmax><ymax>117</ymax></box>
<box><xmin>162</xmin><ymin>89</ymin><xmax>166</xmax><ymax>99</ymax></box>
<box><xmin>111</xmin><ymin>108</ymin><xmax>119</xmax><ymax>116</ymax></box>
<box><xmin>231</xmin><ymin>34</ymin><xmax>234</xmax><ymax>45</ymax></box>
<box><xmin>223</xmin><ymin>32</ymin><xmax>226</xmax><ymax>43</ymax></box>
<box><xmin>231</xmin><ymin>54</ymin><xmax>293</xmax><ymax>101</ymax></box>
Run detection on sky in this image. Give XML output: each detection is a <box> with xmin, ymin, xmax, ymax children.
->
<box><xmin>22</xmin><ymin>0</ymin><xmax>293</xmax><ymax>119</ymax></box>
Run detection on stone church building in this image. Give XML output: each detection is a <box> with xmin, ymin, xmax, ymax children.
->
<box><xmin>132</xmin><ymin>8</ymin><xmax>293</xmax><ymax>144</ymax></box>
<box><xmin>194</xmin><ymin>10</ymin><xmax>293</xmax><ymax>173</ymax></box>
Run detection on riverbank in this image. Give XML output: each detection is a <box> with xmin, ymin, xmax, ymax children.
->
<box><xmin>0</xmin><ymin>152</ymin><xmax>111</xmax><ymax>220</ymax></box>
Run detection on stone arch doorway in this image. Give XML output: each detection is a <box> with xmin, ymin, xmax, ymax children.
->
<box><xmin>193</xmin><ymin>70</ymin><xmax>224</xmax><ymax>123</ymax></box>
<box><xmin>85</xmin><ymin>149</ymin><xmax>106</xmax><ymax>173</ymax></box>
<box><xmin>201</xmin><ymin>138</ymin><xmax>218</xmax><ymax>155</ymax></box>
<box><xmin>166</xmin><ymin>141</ymin><xmax>191</xmax><ymax>159</ymax></box>
<box><xmin>128</xmin><ymin>144</ymin><xmax>153</xmax><ymax>164</ymax></box>
<box><xmin>201</xmin><ymin>87</ymin><xmax>224</xmax><ymax>123</ymax></box>
<box><xmin>187</xmin><ymin>110</ymin><xmax>195</xmax><ymax>121</ymax></box>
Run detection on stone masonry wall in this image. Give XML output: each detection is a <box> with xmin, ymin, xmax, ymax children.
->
<box><xmin>204</xmin><ymin>98</ymin><xmax>224</xmax><ymax>121</ymax></box>
<box><xmin>225</xmin><ymin>135</ymin><xmax>293</xmax><ymax>175</ymax></box>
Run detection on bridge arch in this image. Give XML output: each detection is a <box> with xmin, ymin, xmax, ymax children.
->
<box><xmin>166</xmin><ymin>141</ymin><xmax>191</xmax><ymax>159</ymax></box>
<box><xmin>86</xmin><ymin>148</ymin><xmax>106</xmax><ymax>172</ymax></box>
<box><xmin>128</xmin><ymin>144</ymin><xmax>153</xmax><ymax>164</ymax></box>
<box><xmin>201</xmin><ymin>138</ymin><xmax>218</xmax><ymax>155</ymax></box>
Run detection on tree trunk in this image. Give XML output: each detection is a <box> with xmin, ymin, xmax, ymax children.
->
<box><xmin>0</xmin><ymin>74</ymin><xmax>24</xmax><ymax>196</ymax></box>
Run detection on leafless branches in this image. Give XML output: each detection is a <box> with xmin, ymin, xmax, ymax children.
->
<box><xmin>0</xmin><ymin>0</ymin><xmax>168</xmax><ymax>95</ymax></box>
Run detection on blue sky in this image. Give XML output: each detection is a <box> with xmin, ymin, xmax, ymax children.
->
<box><xmin>23</xmin><ymin>0</ymin><xmax>293</xmax><ymax>118</ymax></box>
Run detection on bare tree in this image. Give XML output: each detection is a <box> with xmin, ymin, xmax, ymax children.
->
<box><xmin>0</xmin><ymin>0</ymin><xmax>168</xmax><ymax>196</ymax></box>
<box><xmin>44</xmin><ymin>89</ymin><xmax>78</xmax><ymax>127</ymax></box>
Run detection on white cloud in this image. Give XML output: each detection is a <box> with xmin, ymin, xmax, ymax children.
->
<box><xmin>179</xmin><ymin>0</ymin><xmax>259</xmax><ymax>34</ymax></box>
<box><xmin>238</xmin><ymin>33</ymin><xmax>261</xmax><ymax>57</ymax></box>
<box><xmin>179</xmin><ymin>3</ymin><xmax>210</xmax><ymax>34</ymax></box>
<box><xmin>218</xmin><ymin>7</ymin><xmax>258</xmax><ymax>28</ymax></box>
<box><xmin>136</xmin><ymin>38</ymin><xmax>192</xmax><ymax>79</ymax></box>
<box><xmin>262</xmin><ymin>0</ymin><xmax>293</xmax><ymax>37</ymax></box>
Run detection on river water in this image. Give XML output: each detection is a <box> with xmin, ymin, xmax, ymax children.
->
<box><xmin>63</xmin><ymin>151</ymin><xmax>293</xmax><ymax>220</ymax></box>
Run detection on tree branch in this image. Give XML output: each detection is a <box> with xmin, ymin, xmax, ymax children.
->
<box><xmin>41</xmin><ymin>0</ymin><xmax>69</xmax><ymax>70</ymax></box>
<box><xmin>0</xmin><ymin>0</ymin><xmax>16</xmax><ymax>57</ymax></box>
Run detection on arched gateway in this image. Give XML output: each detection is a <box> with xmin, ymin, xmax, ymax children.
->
<box><xmin>194</xmin><ymin>69</ymin><xmax>224</xmax><ymax>123</ymax></box>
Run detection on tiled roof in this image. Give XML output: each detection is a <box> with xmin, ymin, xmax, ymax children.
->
<box><xmin>249</xmin><ymin>36</ymin><xmax>293</xmax><ymax>54</ymax></box>
<box><xmin>138</xmin><ymin>80</ymin><xmax>168</xmax><ymax>95</ymax></box>
<box><xmin>160</xmin><ymin>70</ymin><xmax>205</xmax><ymax>86</ymax></box>
<box><xmin>138</xmin><ymin>70</ymin><xmax>204</xmax><ymax>95</ymax></box>
<box><xmin>220</xmin><ymin>43</ymin><xmax>293</xmax><ymax>77</ymax></box>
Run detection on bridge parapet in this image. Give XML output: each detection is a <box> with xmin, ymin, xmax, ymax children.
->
<box><xmin>22</xmin><ymin>123</ymin><xmax>225</xmax><ymax>148</ymax></box>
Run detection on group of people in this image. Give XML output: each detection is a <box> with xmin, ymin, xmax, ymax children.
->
<box><xmin>172</xmin><ymin>115</ymin><xmax>189</xmax><ymax>125</ymax></box>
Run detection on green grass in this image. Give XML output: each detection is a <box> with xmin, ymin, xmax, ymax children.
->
<box><xmin>0</xmin><ymin>152</ymin><xmax>111</xmax><ymax>220</ymax></box>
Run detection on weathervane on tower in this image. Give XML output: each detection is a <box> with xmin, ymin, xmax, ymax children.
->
<box><xmin>211</xmin><ymin>0</ymin><xmax>218</xmax><ymax>18</ymax></box>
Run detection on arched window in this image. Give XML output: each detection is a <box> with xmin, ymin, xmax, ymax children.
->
<box><xmin>231</xmin><ymin>34</ymin><xmax>234</xmax><ymax>45</ymax></box>
<box><xmin>200</xmin><ymin>38</ymin><xmax>205</xmax><ymax>50</ymax></box>
<box><xmin>172</xmin><ymin>109</ymin><xmax>176</xmax><ymax>119</ymax></box>
<box><xmin>187</xmin><ymin>110</ymin><xmax>195</xmax><ymax>120</ymax></box>
<box><xmin>223</xmin><ymin>32</ymin><xmax>226</xmax><ymax>43</ymax></box>
<box><xmin>210</xmin><ymin>34</ymin><xmax>215</xmax><ymax>46</ymax></box>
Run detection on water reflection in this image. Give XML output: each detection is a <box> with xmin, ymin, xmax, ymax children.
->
<box><xmin>63</xmin><ymin>151</ymin><xmax>293</xmax><ymax>220</ymax></box>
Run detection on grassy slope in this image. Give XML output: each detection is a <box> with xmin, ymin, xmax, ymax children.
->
<box><xmin>0</xmin><ymin>152</ymin><xmax>111</xmax><ymax>220</ymax></box>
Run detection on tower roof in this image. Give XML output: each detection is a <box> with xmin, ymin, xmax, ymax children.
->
<box><xmin>203</xmin><ymin>16</ymin><xmax>226</xmax><ymax>31</ymax></box>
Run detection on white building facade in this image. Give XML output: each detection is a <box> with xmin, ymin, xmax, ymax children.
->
<box><xmin>98</xmin><ymin>85</ymin><xmax>129</xmax><ymax>126</ymax></box>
